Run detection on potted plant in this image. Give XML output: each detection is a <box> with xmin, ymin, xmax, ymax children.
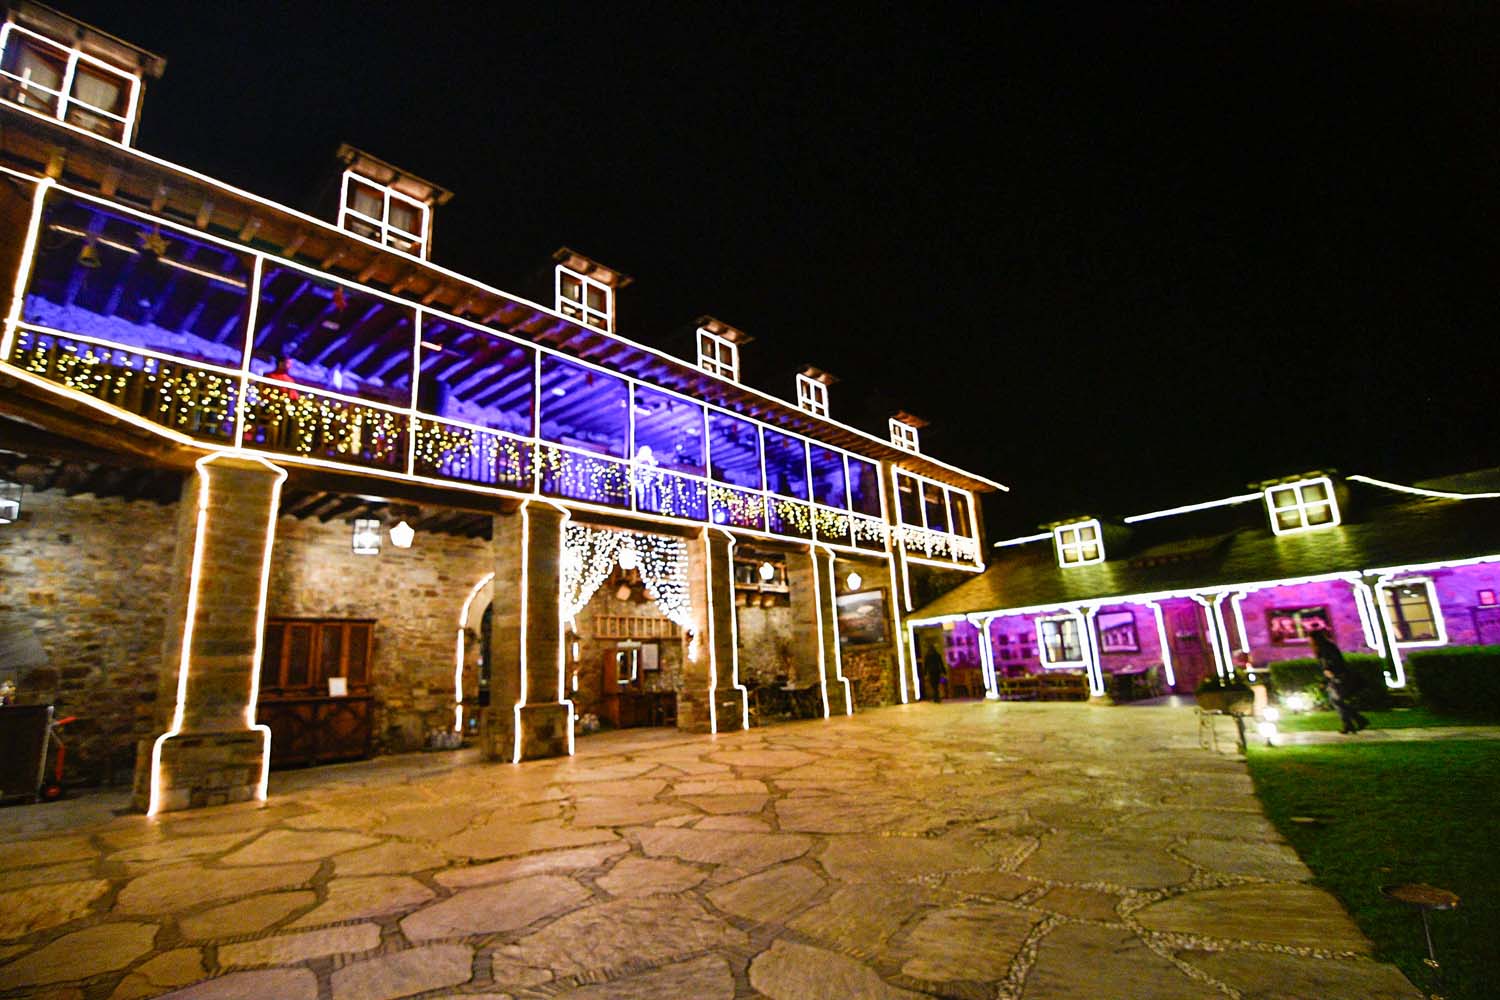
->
<box><xmin>1195</xmin><ymin>674</ymin><xmax>1254</xmax><ymax>714</ymax></box>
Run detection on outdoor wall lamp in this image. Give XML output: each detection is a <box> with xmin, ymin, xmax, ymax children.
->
<box><xmin>389</xmin><ymin>520</ymin><xmax>415</xmax><ymax>549</ymax></box>
<box><xmin>351</xmin><ymin>516</ymin><xmax>381</xmax><ymax>555</ymax></box>
<box><xmin>846</xmin><ymin>571</ymin><xmax>863</xmax><ymax>591</ymax></box>
<box><xmin>758</xmin><ymin>561</ymin><xmax>775</xmax><ymax>582</ymax></box>
<box><xmin>0</xmin><ymin>480</ymin><xmax>21</xmax><ymax>524</ymax></box>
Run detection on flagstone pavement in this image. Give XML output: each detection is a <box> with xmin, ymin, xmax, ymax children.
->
<box><xmin>0</xmin><ymin>702</ymin><xmax>1422</xmax><ymax>1000</ymax></box>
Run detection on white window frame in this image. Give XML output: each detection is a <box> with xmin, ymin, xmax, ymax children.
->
<box><xmin>1053</xmin><ymin>519</ymin><xmax>1104</xmax><ymax>567</ymax></box>
<box><xmin>337</xmin><ymin>171</ymin><xmax>431</xmax><ymax>259</ymax></box>
<box><xmin>0</xmin><ymin>22</ymin><xmax>142</xmax><ymax>145</ymax></box>
<box><xmin>889</xmin><ymin>418</ymin><xmax>919</xmax><ymax>453</ymax></box>
<box><xmin>1037</xmin><ymin>613</ymin><xmax>1087</xmax><ymax>667</ymax></box>
<box><xmin>1264</xmin><ymin>476</ymin><xmax>1340</xmax><ymax>536</ymax></box>
<box><xmin>795</xmin><ymin>373</ymin><xmax>828</xmax><ymax>417</ymax></box>
<box><xmin>697</xmin><ymin>328</ymin><xmax>739</xmax><ymax>381</ymax></box>
<box><xmin>556</xmin><ymin>264</ymin><xmax>613</xmax><ymax>332</ymax></box>
<box><xmin>1377</xmin><ymin>577</ymin><xmax>1446</xmax><ymax>647</ymax></box>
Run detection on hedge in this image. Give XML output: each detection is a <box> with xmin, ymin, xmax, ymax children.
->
<box><xmin>1266</xmin><ymin>654</ymin><xmax>1393</xmax><ymax>710</ymax></box>
<box><xmin>1407</xmin><ymin>646</ymin><xmax>1500</xmax><ymax>719</ymax></box>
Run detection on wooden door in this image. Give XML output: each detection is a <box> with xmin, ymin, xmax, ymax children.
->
<box><xmin>1164</xmin><ymin>600</ymin><xmax>1211</xmax><ymax>693</ymax></box>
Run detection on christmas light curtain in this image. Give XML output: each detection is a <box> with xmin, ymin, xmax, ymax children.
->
<box><xmin>561</xmin><ymin>523</ymin><xmax>624</xmax><ymax>622</ymax></box>
<box><xmin>633</xmin><ymin>535</ymin><xmax>692</xmax><ymax>630</ymax></box>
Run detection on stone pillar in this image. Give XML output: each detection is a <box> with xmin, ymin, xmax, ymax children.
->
<box><xmin>679</xmin><ymin>528</ymin><xmax>746</xmax><ymax>733</ymax></box>
<box><xmin>784</xmin><ymin>545</ymin><xmax>822</xmax><ymax>685</ymax></box>
<box><xmin>811</xmin><ymin>546</ymin><xmax>853</xmax><ymax>717</ymax></box>
<box><xmin>481</xmin><ymin>502</ymin><xmax>572</xmax><ymax>761</ymax></box>
<box><xmin>132</xmin><ymin>454</ymin><xmax>286</xmax><ymax>814</ymax></box>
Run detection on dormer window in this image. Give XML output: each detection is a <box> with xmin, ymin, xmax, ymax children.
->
<box><xmin>1265</xmin><ymin>476</ymin><xmax>1339</xmax><ymax>535</ymax></box>
<box><xmin>557</xmin><ymin>265</ymin><xmax>612</xmax><ymax>331</ymax></box>
<box><xmin>698</xmin><ymin>328</ymin><xmax>738</xmax><ymax>380</ymax></box>
<box><xmin>339</xmin><ymin>172</ymin><xmax>430</xmax><ymax>257</ymax></box>
<box><xmin>889</xmin><ymin>418</ymin><xmax>919</xmax><ymax>453</ymax></box>
<box><xmin>1054</xmin><ymin>519</ymin><xmax>1104</xmax><ymax>567</ymax></box>
<box><xmin>0</xmin><ymin>20</ymin><xmax>142</xmax><ymax>143</ymax></box>
<box><xmin>796</xmin><ymin>372</ymin><xmax>829</xmax><ymax>417</ymax></box>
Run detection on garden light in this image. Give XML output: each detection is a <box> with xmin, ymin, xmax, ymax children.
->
<box><xmin>1284</xmin><ymin>693</ymin><xmax>1314</xmax><ymax>713</ymax></box>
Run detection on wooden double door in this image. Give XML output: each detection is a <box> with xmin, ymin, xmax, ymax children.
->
<box><xmin>257</xmin><ymin>618</ymin><xmax>375</xmax><ymax>767</ymax></box>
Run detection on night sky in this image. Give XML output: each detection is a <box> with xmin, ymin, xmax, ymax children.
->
<box><xmin>61</xmin><ymin>2</ymin><xmax>1500</xmax><ymax>533</ymax></box>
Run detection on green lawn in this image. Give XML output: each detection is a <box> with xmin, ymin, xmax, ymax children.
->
<box><xmin>1273</xmin><ymin>706</ymin><xmax>1455</xmax><ymax>733</ymax></box>
<box><xmin>1247</xmin><ymin>741</ymin><xmax>1500</xmax><ymax>999</ymax></box>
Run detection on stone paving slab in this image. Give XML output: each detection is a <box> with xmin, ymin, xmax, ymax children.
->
<box><xmin>0</xmin><ymin>702</ymin><xmax>1422</xmax><ymax>999</ymax></box>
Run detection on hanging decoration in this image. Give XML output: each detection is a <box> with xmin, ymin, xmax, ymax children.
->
<box><xmin>561</xmin><ymin>524</ymin><xmax>692</xmax><ymax>628</ymax></box>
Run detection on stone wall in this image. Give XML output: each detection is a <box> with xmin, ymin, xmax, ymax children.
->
<box><xmin>266</xmin><ymin>514</ymin><xmax>493</xmax><ymax>754</ymax></box>
<box><xmin>842</xmin><ymin>644</ymin><xmax>898</xmax><ymax>706</ymax></box>
<box><xmin>735</xmin><ymin>599</ymin><xmax>796</xmax><ymax>687</ymax></box>
<box><xmin>0</xmin><ymin>486</ymin><xmax>178</xmax><ymax>785</ymax></box>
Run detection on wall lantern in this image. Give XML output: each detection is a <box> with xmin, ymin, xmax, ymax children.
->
<box><xmin>758</xmin><ymin>561</ymin><xmax>776</xmax><ymax>582</ymax></box>
<box><xmin>389</xmin><ymin>520</ymin><xmax>415</xmax><ymax>549</ymax></box>
<box><xmin>351</xmin><ymin>517</ymin><xmax>381</xmax><ymax>555</ymax></box>
<box><xmin>846</xmin><ymin>571</ymin><xmax>863</xmax><ymax>591</ymax></box>
<box><xmin>0</xmin><ymin>480</ymin><xmax>22</xmax><ymax>524</ymax></box>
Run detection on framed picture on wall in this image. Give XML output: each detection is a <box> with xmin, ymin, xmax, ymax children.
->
<box><xmin>1096</xmin><ymin>610</ymin><xmax>1140</xmax><ymax>652</ymax></box>
<box><xmin>640</xmin><ymin>643</ymin><xmax>660</xmax><ymax>672</ymax></box>
<box><xmin>1267</xmin><ymin>606</ymin><xmax>1331</xmax><ymax>644</ymax></box>
<box><xmin>836</xmin><ymin>590</ymin><xmax>889</xmax><ymax>647</ymax></box>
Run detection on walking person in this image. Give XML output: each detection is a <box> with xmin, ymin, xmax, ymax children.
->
<box><xmin>922</xmin><ymin>644</ymin><xmax>946</xmax><ymax>703</ymax></box>
<box><xmin>1309</xmin><ymin>628</ymin><xmax>1368</xmax><ymax>734</ymax></box>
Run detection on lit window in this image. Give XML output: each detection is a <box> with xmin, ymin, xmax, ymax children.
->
<box><xmin>1037</xmin><ymin>615</ymin><xmax>1085</xmax><ymax>666</ymax></box>
<box><xmin>1379</xmin><ymin>579</ymin><xmax>1443</xmax><ymax>644</ymax></box>
<box><xmin>338</xmin><ymin>171</ymin><xmax>430</xmax><ymax>258</ymax></box>
<box><xmin>697</xmin><ymin>328</ymin><xmax>739</xmax><ymax>381</ymax></box>
<box><xmin>796</xmin><ymin>374</ymin><xmax>829</xmax><ymax>417</ymax></box>
<box><xmin>556</xmin><ymin>265</ymin><xmax>613</xmax><ymax>331</ymax></box>
<box><xmin>1054</xmin><ymin>520</ymin><xmax>1104</xmax><ymax>567</ymax></box>
<box><xmin>1265</xmin><ymin>477</ymin><xmax>1340</xmax><ymax>535</ymax></box>
<box><xmin>889</xmin><ymin>418</ymin><xmax>919</xmax><ymax>453</ymax></box>
<box><xmin>0</xmin><ymin>23</ymin><xmax>139</xmax><ymax>143</ymax></box>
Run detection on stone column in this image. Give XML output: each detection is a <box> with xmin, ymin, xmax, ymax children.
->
<box><xmin>678</xmin><ymin>528</ymin><xmax>747</xmax><ymax>733</ymax></box>
<box><xmin>481</xmin><ymin>501</ymin><xmax>572</xmax><ymax>761</ymax></box>
<box><xmin>132</xmin><ymin>454</ymin><xmax>286</xmax><ymax>814</ymax></box>
<box><xmin>812</xmin><ymin>546</ymin><xmax>853</xmax><ymax>717</ymax></box>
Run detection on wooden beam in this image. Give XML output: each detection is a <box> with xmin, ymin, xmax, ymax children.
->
<box><xmin>238</xmin><ymin>216</ymin><xmax>262</xmax><ymax>242</ymax></box>
<box><xmin>194</xmin><ymin>200</ymin><xmax>215</xmax><ymax>230</ymax></box>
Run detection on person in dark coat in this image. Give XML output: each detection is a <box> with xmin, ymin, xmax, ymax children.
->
<box><xmin>1309</xmin><ymin>628</ymin><xmax>1368</xmax><ymax>734</ymax></box>
<box><xmin>922</xmin><ymin>645</ymin><xmax>946</xmax><ymax>703</ymax></box>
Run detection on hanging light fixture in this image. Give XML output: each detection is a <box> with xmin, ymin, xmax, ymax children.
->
<box><xmin>351</xmin><ymin>517</ymin><xmax>381</xmax><ymax>555</ymax></box>
<box><xmin>76</xmin><ymin>237</ymin><xmax>102</xmax><ymax>269</ymax></box>
<box><xmin>618</xmin><ymin>545</ymin><xmax>639</xmax><ymax>570</ymax></box>
<box><xmin>846</xmin><ymin>571</ymin><xmax>863</xmax><ymax>591</ymax></box>
<box><xmin>389</xmin><ymin>520</ymin><xmax>415</xmax><ymax>549</ymax></box>
<box><xmin>758</xmin><ymin>561</ymin><xmax>775</xmax><ymax>583</ymax></box>
<box><xmin>0</xmin><ymin>480</ymin><xmax>22</xmax><ymax>524</ymax></box>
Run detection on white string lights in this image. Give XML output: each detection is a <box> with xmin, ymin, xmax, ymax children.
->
<box><xmin>560</xmin><ymin>523</ymin><xmax>692</xmax><ymax>628</ymax></box>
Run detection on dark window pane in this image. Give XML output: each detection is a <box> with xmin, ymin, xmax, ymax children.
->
<box><xmin>810</xmin><ymin>445</ymin><xmax>847</xmax><ymax>509</ymax></box>
<box><xmin>418</xmin><ymin>318</ymin><xmax>533</xmax><ymax>435</ymax></box>
<box><xmin>23</xmin><ymin>191</ymin><xmax>253</xmax><ymax>368</ymax></box>
<box><xmin>538</xmin><ymin>355</ymin><xmax>628</xmax><ymax>457</ymax></box>
<box><xmin>708</xmin><ymin>412</ymin><xmax>762</xmax><ymax>488</ymax></box>
<box><xmin>631</xmin><ymin>386</ymin><xmax>704</xmax><ymax>476</ymax></box>
<box><xmin>253</xmin><ymin>265</ymin><xmax>415</xmax><ymax>406</ymax></box>
<box><xmin>896</xmin><ymin>473</ymin><xmax>922</xmax><ymax>525</ymax></box>
<box><xmin>848</xmin><ymin>458</ymin><xmax>882</xmax><ymax>517</ymax></box>
<box><xmin>762</xmin><ymin>429</ymin><xmax>807</xmax><ymax>499</ymax></box>
<box><xmin>923</xmin><ymin>482</ymin><xmax>949</xmax><ymax>533</ymax></box>
<box><xmin>948</xmin><ymin>492</ymin><xmax>972</xmax><ymax>538</ymax></box>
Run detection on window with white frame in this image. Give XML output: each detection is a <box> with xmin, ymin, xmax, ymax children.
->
<box><xmin>1037</xmin><ymin>615</ymin><xmax>1085</xmax><ymax>665</ymax></box>
<box><xmin>557</xmin><ymin>266</ymin><xmax>613</xmax><ymax>331</ymax></box>
<box><xmin>796</xmin><ymin>374</ymin><xmax>828</xmax><ymax>417</ymax></box>
<box><xmin>697</xmin><ymin>328</ymin><xmax>739</xmax><ymax>381</ymax></box>
<box><xmin>1265</xmin><ymin>477</ymin><xmax>1339</xmax><ymax>535</ymax></box>
<box><xmin>889</xmin><ymin>418</ymin><xmax>919</xmax><ymax>453</ymax></box>
<box><xmin>0</xmin><ymin>23</ymin><xmax>139</xmax><ymax>143</ymax></box>
<box><xmin>1054</xmin><ymin>520</ymin><xmax>1104</xmax><ymax>567</ymax></box>
<box><xmin>338</xmin><ymin>172</ymin><xmax>430</xmax><ymax>257</ymax></box>
<box><xmin>1379</xmin><ymin>579</ymin><xmax>1443</xmax><ymax>644</ymax></box>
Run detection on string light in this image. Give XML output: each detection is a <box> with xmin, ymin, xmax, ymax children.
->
<box><xmin>414</xmin><ymin>418</ymin><xmax>529</xmax><ymax>488</ymax></box>
<box><xmin>560</xmin><ymin>523</ymin><xmax>692</xmax><ymax>629</ymax></box>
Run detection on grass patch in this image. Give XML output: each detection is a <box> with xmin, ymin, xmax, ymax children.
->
<box><xmin>1273</xmin><ymin>706</ymin><xmax>1457</xmax><ymax>733</ymax></box>
<box><xmin>1247</xmin><ymin>741</ymin><xmax>1500</xmax><ymax>999</ymax></box>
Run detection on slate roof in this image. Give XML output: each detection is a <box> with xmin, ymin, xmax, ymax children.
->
<box><xmin>913</xmin><ymin>477</ymin><xmax>1500</xmax><ymax>621</ymax></box>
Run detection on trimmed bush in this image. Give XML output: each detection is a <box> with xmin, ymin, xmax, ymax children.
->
<box><xmin>1266</xmin><ymin>654</ymin><xmax>1393</xmax><ymax>710</ymax></box>
<box><xmin>1408</xmin><ymin>646</ymin><xmax>1500</xmax><ymax>719</ymax></box>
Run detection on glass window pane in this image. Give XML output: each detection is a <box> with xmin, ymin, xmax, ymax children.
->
<box><xmin>348</xmin><ymin>181</ymin><xmax>383</xmax><ymax>218</ymax></box>
<box><xmin>1301</xmin><ymin>481</ymin><xmax>1329</xmax><ymax>502</ymax></box>
<box><xmin>631</xmin><ymin>386</ymin><xmax>704</xmax><ymax>476</ymax></box>
<box><xmin>708</xmin><ymin>411</ymin><xmax>762</xmax><ymax>488</ymax></box>
<box><xmin>586</xmin><ymin>284</ymin><xmax>608</xmax><ymax>312</ymax></box>
<box><xmin>538</xmin><ymin>355</ymin><xmax>628</xmax><ymax>457</ymax></box>
<box><xmin>1271</xmin><ymin>487</ymin><xmax>1297</xmax><ymax>510</ymax></box>
<box><xmin>762</xmin><ymin>429</ymin><xmax>808</xmax><ymax>499</ymax></box>
<box><xmin>848</xmin><ymin>458</ymin><xmax>882</xmax><ymax>517</ymax></box>
<box><xmin>561</xmin><ymin>274</ymin><xmax>582</xmax><ymax>303</ymax></box>
<box><xmin>1304</xmin><ymin>502</ymin><xmax>1334</xmax><ymax>525</ymax></box>
<box><xmin>387</xmin><ymin>199</ymin><xmax>421</xmax><ymax>235</ymax></box>
<box><xmin>5</xmin><ymin>40</ymin><xmax>65</xmax><ymax>113</ymax></box>
<box><xmin>896</xmin><ymin>473</ymin><xmax>922</xmax><ymax>525</ymax></box>
<box><xmin>809</xmin><ymin>445</ymin><xmax>847</xmax><ymax>509</ymax></box>
<box><xmin>253</xmin><ymin>265</ymin><xmax>416</xmax><ymax>405</ymax></box>
<box><xmin>418</xmin><ymin>317</ymin><xmax>534</xmax><ymax>434</ymax></box>
<box><xmin>922</xmin><ymin>482</ymin><xmax>949</xmax><ymax>533</ymax></box>
<box><xmin>22</xmin><ymin>191</ymin><xmax>253</xmax><ymax>368</ymax></box>
<box><xmin>948</xmin><ymin>492</ymin><xmax>972</xmax><ymax>537</ymax></box>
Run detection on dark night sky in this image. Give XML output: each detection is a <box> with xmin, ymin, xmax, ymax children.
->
<box><xmin>61</xmin><ymin>2</ymin><xmax>1500</xmax><ymax>533</ymax></box>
